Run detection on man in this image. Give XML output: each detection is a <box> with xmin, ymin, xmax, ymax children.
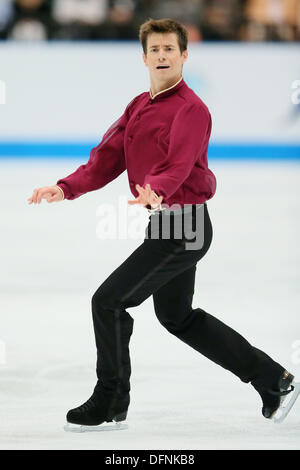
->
<box><xmin>28</xmin><ymin>18</ymin><xmax>298</xmax><ymax>431</ymax></box>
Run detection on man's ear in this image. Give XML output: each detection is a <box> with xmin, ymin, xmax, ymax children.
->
<box><xmin>182</xmin><ymin>49</ymin><xmax>188</xmax><ymax>63</ymax></box>
<box><xmin>142</xmin><ymin>52</ymin><xmax>147</xmax><ymax>66</ymax></box>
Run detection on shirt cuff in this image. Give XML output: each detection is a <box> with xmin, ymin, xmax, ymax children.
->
<box><xmin>55</xmin><ymin>185</ymin><xmax>65</xmax><ymax>201</ymax></box>
<box><xmin>146</xmin><ymin>203</ymin><xmax>165</xmax><ymax>214</ymax></box>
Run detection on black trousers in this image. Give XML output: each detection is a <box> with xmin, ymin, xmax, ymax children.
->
<box><xmin>91</xmin><ymin>203</ymin><xmax>285</xmax><ymax>400</ymax></box>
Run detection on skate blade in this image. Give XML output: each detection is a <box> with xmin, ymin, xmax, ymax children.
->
<box><xmin>273</xmin><ymin>381</ymin><xmax>300</xmax><ymax>424</ymax></box>
<box><xmin>64</xmin><ymin>421</ymin><xmax>128</xmax><ymax>433</ymax></box>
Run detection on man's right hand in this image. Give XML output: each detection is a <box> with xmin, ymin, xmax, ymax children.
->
<box><xmin>27</xmin><ymin>185</ymin><xmax>64</xmax><ymax>204</ymax></box>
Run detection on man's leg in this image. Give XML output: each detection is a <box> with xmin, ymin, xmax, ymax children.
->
<box><xmin>66</xmin><ymin>206</ymin><xmax>213</xmax><ymax>427</ymax></box>
<box><xmin>152</xmin><ymin>265</ymin><xmax>285</xmax><ymax>388</ymax></box>
<box><xmin>86</xmin><ymin>205</ymin><xmax>211</xmax><ymax>409</ymax></box>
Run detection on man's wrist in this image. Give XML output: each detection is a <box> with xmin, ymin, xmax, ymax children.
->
<box><xmin>150</xmin><ymin>202</ymin><xmax>161</xmax><ymax>210</ymax></box>
<box><xmin>147</xmin><ymin>203</ymin><xmax>165</xmax><ymax>214</ymax></box>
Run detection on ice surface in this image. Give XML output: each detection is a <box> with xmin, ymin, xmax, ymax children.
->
<box><xmin>0</xmin><ymin>159</ymin><xmax>299</xmax><ymax>449</ymax></box>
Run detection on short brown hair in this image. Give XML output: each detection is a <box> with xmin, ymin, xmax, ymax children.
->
<box><xmin>139</xmin><ymin>18</ymin><xmax>188</xmax><ymax>55</ymax></box>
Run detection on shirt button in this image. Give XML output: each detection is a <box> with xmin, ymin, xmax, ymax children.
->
<box><xmin>136</xmin><ymin>114</ymin><xmax>140</xmax><ymax>120</ymax></box>
<box><xmin>128</xmin><ymin>136</ymin><xmax>133</xmax><ymax>141</ymax></box>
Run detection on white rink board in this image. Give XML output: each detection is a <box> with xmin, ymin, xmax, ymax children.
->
<box><xmin>0</xmin><ymin>42</ymin><xmax>299</xmax><ymax>142</ymax></box>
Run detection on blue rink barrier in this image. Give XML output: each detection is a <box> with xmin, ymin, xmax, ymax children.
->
<box><xmin>0</xmin><ymin>141</ymin><xmax>299</xmax><ymax>159</ymax></box>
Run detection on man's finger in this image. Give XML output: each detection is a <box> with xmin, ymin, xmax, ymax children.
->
<box><xmin>40</xmin><ymin>189</ymin><xmax>50</xmax><ymax>203</ymax></box>
<box><xmin>46</xmin><ymin>193</ymin><xmax>55</xmax><ymax>203</ymax></box>
<box><xmin>37</xmin><ymin>189</ymin><xmax>48</xmax><ymax>204</ymax></box>
<box><xmin>136</xmin><ymin>184</ymin><xmax>146</xmax><ymax>193</ymax></box>
<box><xmin>37</xmin><ymin>190</ymin><xmax>44</xmax><ymax>204</ymax></box>
<box><xmin>146</xmin><ymin>185</ymin><xmax>152</xmax><ymax>199</ymax></box>
<box><xmin>35</xmin><ymin>189</ymin><xmax>41</xmax><ymax>204</ymax></box>
<box><xmin>32</xmin><ymin>189</ymin><xmax>38</xmax><ymax>204</ymax></box>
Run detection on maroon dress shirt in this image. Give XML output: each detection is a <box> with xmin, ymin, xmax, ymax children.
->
<box><xmin>56</xmin><ymin>77</ymin><xmax>217</xmax><ymax>209</ymax></box>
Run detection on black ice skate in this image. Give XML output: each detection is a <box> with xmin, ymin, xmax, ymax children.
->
<box><xmin>64</xmin><ymin>388</ymin><xmax>130</xmax><ymax>433</ymax></box>
<box><xmin>253</xmin><ymin>370</ymin><xmax>300</xmax><ymax>423</ymax></box>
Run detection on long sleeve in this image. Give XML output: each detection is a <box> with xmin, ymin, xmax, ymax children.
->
<box><xmin>143</xmin><ymin>102</ymin><xmax>211</xmax><ymax>202</ymax></box>
<box><xmin>56</xmin><ymin>97</ymin><xmax>138</xmax><ymax>200</ymax></box>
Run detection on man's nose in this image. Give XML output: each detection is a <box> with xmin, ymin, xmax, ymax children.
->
<box><xmin>158</xmin><ymin>49</ymin><xmax>166</xmax><ymax>60</ymax></box>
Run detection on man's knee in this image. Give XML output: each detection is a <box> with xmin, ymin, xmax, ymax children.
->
<box><xmin>91</xmin><ymin>286</ymin><xmax>140</xmax><ymax>315</ymax></box>
<box><xmin>91</xmin><ymin>288</ymin><xmax>134</xmax><ymax>334</ymax></box>
<box><xmin>92</xmin><ymin>286</ymin><xmax>116</xmax><ymax>314</ymax></box>
<box><xmin>154</xmin><ymin>305</ymin><xmax>195</xmax><ymax>334</ymax></box>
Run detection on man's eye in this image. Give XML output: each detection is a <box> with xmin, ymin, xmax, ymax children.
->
<box><xmin>150</xmin><ymin>48</ymin><xmax>173</xmax><ymax>52</ymax></box>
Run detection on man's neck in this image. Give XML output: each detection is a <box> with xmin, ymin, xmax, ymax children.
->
<box><xmin>150</xmin><ymin>75</ymin><xmax>182</xmax><ymax>99</ymax></box>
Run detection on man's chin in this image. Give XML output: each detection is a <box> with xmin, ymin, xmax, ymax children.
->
<box><xmin>155</xmin><ymin>72</ymin><xmax>175</xmax><ymax>81</ymax></box>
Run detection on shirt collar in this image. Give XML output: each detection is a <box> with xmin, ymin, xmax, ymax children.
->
<box><xmin>149</xmin><ymin>76</ymin><xmax>184</xmax><ymax>100</ymax></box>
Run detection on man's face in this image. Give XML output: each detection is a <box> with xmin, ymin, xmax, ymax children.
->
<box><xmin>142</xmin><ymin>32</ymin><xmax>188</xmax><ymax>82</ymax></box>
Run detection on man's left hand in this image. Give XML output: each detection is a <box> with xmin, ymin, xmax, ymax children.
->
<box><xmin>128</xmin><ymin>183</ymin><xmax>163</xmax><ymax>209</ymax></box>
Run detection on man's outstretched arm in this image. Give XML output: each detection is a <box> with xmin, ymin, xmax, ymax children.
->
<box><xmin>28</xmin><ymin>96</ymin><xmax>140</xmax><ymax>204</ymax></box>
<box><xmin>55</xmin><ymin>99</ymin><xmax>138</xmax><ymax>200</ymax></box>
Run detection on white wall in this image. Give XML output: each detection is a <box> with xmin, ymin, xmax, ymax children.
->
<box><xmin>0</xmin><ymin>42</ymin><xmax>299</xmax><ymax>142</ymax></box>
